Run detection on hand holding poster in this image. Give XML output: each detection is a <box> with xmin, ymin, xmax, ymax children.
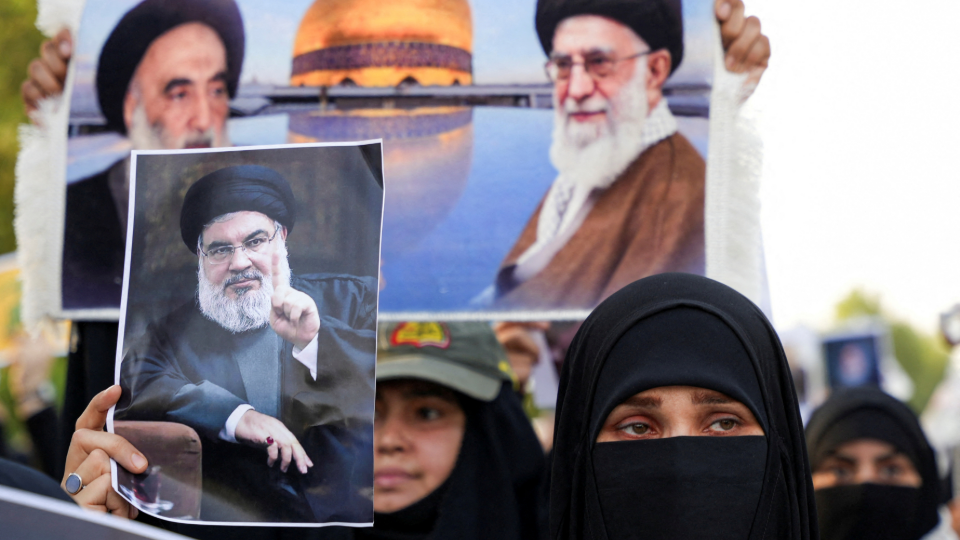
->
<box><xmin>108</xmin><ymin>142</ymin><xmax>383</xmax><ymax>525</ymax></box>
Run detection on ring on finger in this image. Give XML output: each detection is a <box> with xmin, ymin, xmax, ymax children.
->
<box><xmin>65</xmin><ymin>472</ymin><xmax>85</xmax><ymax>495</ymax></box>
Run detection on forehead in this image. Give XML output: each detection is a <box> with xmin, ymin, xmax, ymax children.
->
<box><xmin>202</xmin><ymin>211</ymin><xmax>273</xmax><ymax>241</ymax></box>
<box><xmin>552</xmin><ymin>15</ymin><xmax>645</xmax><ymax>54</ymax></box>
<box><xmin>832</xmin><ymin>438</ymin><xmax>900</xmax><ymax>459</ymax></box>
<box><xmin>621</xmin><ymin>385</ymin><xmax>741</xmax><ymax>407</ymax></box>
<box><xmin>135</xmin><ymin>22</ymin><xmax>227</xmax><ymax>82</ymax></box>
<box><xmin>376</xmin><ymin>379</ymin><xmax>460</xmax><ymax>403</ymax></box>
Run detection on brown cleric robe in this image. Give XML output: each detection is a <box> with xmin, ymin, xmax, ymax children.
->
<box><xmin>495</xmin><ymin>132</ymin><xmax>705</xmax><ymax>310</ymax></box>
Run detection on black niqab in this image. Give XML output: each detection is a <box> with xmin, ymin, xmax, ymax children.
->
<box><xmin>357</xmin><ymin>383</ymin><xmax>547</xmax><ymax>540</ymax></box>
<box><xmin>551</xmin><ymin>273</ymin><xmax>818</xmax><ymax>540</ymax></box>
<box><xmin>805</xmin><ymin>387</ymin><xmax>941</xmax><ymax>540</ymax></box>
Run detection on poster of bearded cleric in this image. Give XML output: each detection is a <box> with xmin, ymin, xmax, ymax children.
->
<box><xmin>57</xmin><ymin>0</ymin><xmax>745</xmax><ymax>321</ymax></box>
<box><xmin>106</xmin><ymin>142</ymin><xmax>383</xmax><ymax>525</ymax></box>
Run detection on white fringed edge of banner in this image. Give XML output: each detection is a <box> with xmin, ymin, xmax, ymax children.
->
<box><xmin>14</xmin><ymin>0</ymin><xmax>85</xmax><ymax>328</ymax></box>
<box><xmin>705</xmin><ymin>21</ymin><xmax>766</xmax><ymax>311</ymax></box>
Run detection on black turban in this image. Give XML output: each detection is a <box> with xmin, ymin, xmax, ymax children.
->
<box><xmin>535</xmin><ymin>0</ymin><xmax>684</xmax><ymax>74</ymax></box>
<box><xmin>96</xmin><ymin>0</ymin><xmax>245</xmax><ymax>134</ymax></box>
<box><xmin>180</xmin><ymin>165</ymin><xmax>296</xmax><ymax>252</ymax></box>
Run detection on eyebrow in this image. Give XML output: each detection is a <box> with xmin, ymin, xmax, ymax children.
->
<box><xmin>831</xmin><ymin>451</ymin><xmax>902</xmax><ymax>464</ymax></box>
<box><xmin>205</xmin><ymin>239</ymin><xmax>230</xmax><ymax>249</ymax></box>
<box><xmin>550</xmin><ymin>47</ymin><xmax>615</xmax><ymax>60</ymax></box>
<box><xmin>825</xmin><ymin>453</ymin><xmax>857</xmax><ymax>466</ymax></box>
<box><xmin>691</xmin><ymin>390</ymin><xmax>736</xmax><ymax>406</ymax></box>
<box><xmin>404</xmin><ymin>387</ymin><xmax>457</xmax><ymax>402</ymax></box>
<box><xmin>204</xmin><ymin>229</ymin><xmax>270</xmax><ymax>250</ymax></box>
<box><xmin>619</xmin><ymin>395</ymin><xmax>662</xmax><ymax>409</ymax></box>
<box><xmin>210</xmin><ymin>71</ymin><xmax>228</xmax><ymax>85</ymax></box>
<box><xmin>163</xmin><ymin>78</ymin><xmax>194</xmax><ymax>94</ymax></box>
<box><xmin>243</xmin><ymin>229</ymin><xmax>269</xmax><ymax>242</ymax></box>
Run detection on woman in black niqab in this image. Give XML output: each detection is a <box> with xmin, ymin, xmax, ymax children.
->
<box><xmin>551</xmin><ymin>273</ymin><xmax>818</xmax><ymax>540</ymax></box>
<box><xmin>805</xmin><ymin>387</ymin><xmax>944</xmax><ymax>540</ymax></box>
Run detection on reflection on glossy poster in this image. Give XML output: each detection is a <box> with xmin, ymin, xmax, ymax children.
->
<box><xmin>60</xmin><ymin>0</ymin><xmax>731</xmax><ymax>319</ymax></box>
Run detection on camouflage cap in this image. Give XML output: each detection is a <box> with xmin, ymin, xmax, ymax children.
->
<box><xmin>377</xmin><ymin>322</ymin><xmax>515</xmax><ymax>401</ymax></box>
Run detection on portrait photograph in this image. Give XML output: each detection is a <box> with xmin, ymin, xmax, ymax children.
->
<box><xmin>50</xmin><ymin>0</ymin><xmax>733</xmax><ymax>321</ymax></box>
<box><xmin>107</xmin><ymin>142</ymin><xmax>383</xmax><ymax>525</ymax></box>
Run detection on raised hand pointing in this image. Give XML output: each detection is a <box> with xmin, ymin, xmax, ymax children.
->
<box><xmin>269</xmin><ymin>250</ymin><xmax>320</xmax><ymax>350</ymax></box>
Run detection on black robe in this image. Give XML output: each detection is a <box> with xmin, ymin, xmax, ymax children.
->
<box><xmin>117</xmin><ymin>273</ymin><xmax>377</xmax><ymax>523</ymax></box>
<box><xmin>62</xmin><ymin>162</ymin><xmax>126</xmax><ymax>310</ymax></box>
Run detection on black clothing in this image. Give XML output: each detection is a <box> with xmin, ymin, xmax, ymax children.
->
<box><xmin>117</xmin><ymin>273</ymin><xmax>377</xmax><ymax>523</ymax></box>
<box><xmin>25</xmin><ymin>406</ymin><xmax>61</xmax><ymax>479</ymax></box>
<box><xmin>97</xmin><ymin>0</ymin><xmax>245</xmax><ymax>134</ymax></box>
<box><xmin>358</xmin><ymin>479</ymin><xmax>449</xmax><ymax>540</ymax></box>
<box><xmin>180</xmin><ymin>165</ymin><xmax>298</xmax><ymax>252</ymax></box>
<box><xmin>63</xmin><ymin>168</ymin><xmax>125</xmax><ymax>310</ymax></box>
<box><xmin>593</xmin><ymin>436</ymin><xmax>767</xmax><ymax>540</ymax></box>
<box><xmin>60</xmin><ymin>322</ymin><xmax>121</xmax><ymax>477</ymax></box>
<box><xmin>535</xmin><ymin>0</ymin><xmax>684</xmax><ymax>73</ymax></box>
<box><xmin>356</xmin><ymin>383</ymin><xmax>548</xmax><ymax>540</ymax></box>
<box><xmin>0</xmin><ymin>457</ymin><xmax>73</xmax><ymax>503</ymax></box>
<box><xmin>814</xmin><ymin>484</ymin><xmax>929</xmax><ymax>540</ymax></box>
<box><xmin>550</xmin><ymin>273</ymin><xmax>818</xmax><ymax>540</ymax></box>
<box><xmin>805</xmin><ymin>387</ymin><xmax>941</xmax><ymax>540</ymax></box>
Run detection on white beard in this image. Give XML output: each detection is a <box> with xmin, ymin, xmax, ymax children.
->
<box><xmin>549</xmin><ymin>68</ymin><xmax>650</xmax><ymax>191</ymax></box>
<box><xmin>127</xmin><ymin>100</ymin><xmax>227</xmax><ymax>150</ymax></box>
<box><xmin>197</xmin><ymin>242</ymin><xmax>292</xmax><ymax>333</ymax></box>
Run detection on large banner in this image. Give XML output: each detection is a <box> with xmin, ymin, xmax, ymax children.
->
<box><xmin>43</xmin><ymin>0</ymin><xmax>757</xmax><ymax>321</ymax></box>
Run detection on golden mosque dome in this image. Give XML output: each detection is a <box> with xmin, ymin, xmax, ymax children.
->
<box><xmin>290</xmin><ymin>0</ymin><xmax>473</xmax><ymax>87</ymax></box>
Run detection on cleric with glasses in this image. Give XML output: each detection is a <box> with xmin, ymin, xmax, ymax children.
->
<box><xmin>116</xmin><ymin>164</ymin><xmax>378</xmax><ymax>523</ymax></box>
<box><xmin>199</xmin><ymin>223</ymin><xmax>282</xmax><ymax>265</ymax></box>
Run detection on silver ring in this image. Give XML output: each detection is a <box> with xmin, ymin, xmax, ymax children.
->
<box><xmin>65</xmin><ymin>472</ymin><xmax>85</xmax><ymax>495</ymax></box>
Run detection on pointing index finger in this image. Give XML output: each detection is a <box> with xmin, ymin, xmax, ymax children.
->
<box><xmin>271</xmin><ymin>249</ymin><xmax>282</xmax><ymax>290</ymax></box>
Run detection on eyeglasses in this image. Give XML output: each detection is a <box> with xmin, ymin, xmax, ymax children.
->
<box><xmin>199</xmin><ymin>225</ymin><xmax>281</xmax><ymax>265</ymax></box>
<box><xmin>544</xmin><ymin>50</ymin><xmax>651</xmax><ymax>83</ymax></box>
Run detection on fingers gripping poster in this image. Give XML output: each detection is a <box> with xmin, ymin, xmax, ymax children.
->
<box><xmin>48</xmin><ymin>0</ymin><xmax>759</xmax><ymax>323</ymax></box>
<box><xmin>107</xmin><ymin>142</ymin><xmax>383</xmax><ymax>525</ymax></box>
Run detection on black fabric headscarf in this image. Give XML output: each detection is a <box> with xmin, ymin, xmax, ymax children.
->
<box><xmin>550</xmin><ymin>273</ymin><xmax>818</xmax><ymax>540</ymax></box>
<box><xmin>805</xmin><ymin>387</ymin><xmax>941</xmax><ymax>540</ymax></box>
<box><xmin>180</xmin><ymin>165</ymin><xmax>297</xmax><ymax>252</ymax></box>
<box><xmin>356</xmin><ymin>383</ymin><xmax>548</xmax><ymax>540</ymax></box>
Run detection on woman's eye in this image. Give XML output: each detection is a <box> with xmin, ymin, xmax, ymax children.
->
<box><xmin>830</xmin><ymin>466</ymin><xmax>852</xmax><ymax>480</ymax></box>
<box><xmin>417</xmin><ymin>407</ymin><xmax>441</xmax><ymax>421</ymax></box>
<box><xmin>880</xmin><ymin>465</ymin><xmax>903</xmax><ymax>478</ymax></box>
<box><xmin>709</xmin><ymin>418</ymin><xmax>738</xmax><ymax>432</ymax></box>
<box><xmin>620</xmin><ymin>422</ymin><xmax>649</xmax><ymax>436</ymax></box>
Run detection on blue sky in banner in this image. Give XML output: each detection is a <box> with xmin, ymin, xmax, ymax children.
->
<box><xmin>71</xmin><ymin>0</ymin><xmax>716</xmax><ymax>114</ymax></box>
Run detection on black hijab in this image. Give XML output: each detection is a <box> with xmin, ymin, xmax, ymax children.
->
<box><xmin>357</xmin><ymin>382</ymin><xmax>548</xmax><ymax>540</ymax></box>
<box><xmin>551</xmin><ymin>273</ymin><xmax>818</xmax><ymax>540</ymax></box>
<box><xmin>805</xmin><ymin>387</ymin><xmax>941</xmax><ymax>540</ymax></box>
